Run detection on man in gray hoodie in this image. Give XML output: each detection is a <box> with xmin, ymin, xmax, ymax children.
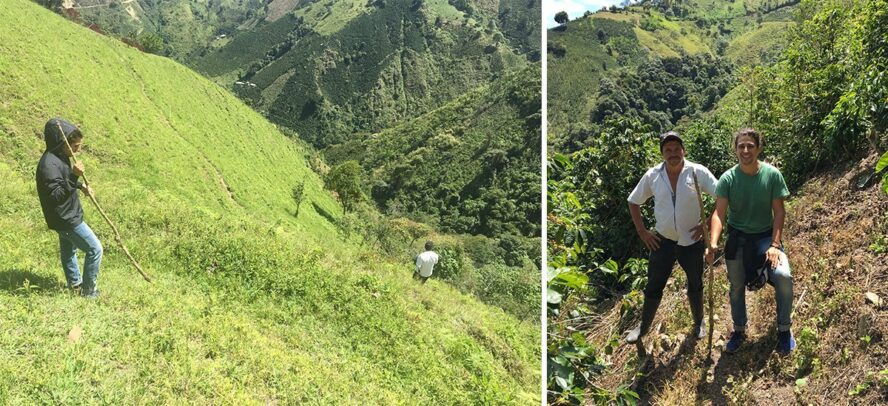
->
<box><xmin>36</xmin><ymin>118</ymin><xmax>102</xmax><ymax>298</ymax></box>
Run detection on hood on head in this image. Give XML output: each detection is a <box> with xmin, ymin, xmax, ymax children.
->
<box><xmin>43</xmin><ymin>118</ymin><xmax>82</xmax><ymax>154</ymax></box>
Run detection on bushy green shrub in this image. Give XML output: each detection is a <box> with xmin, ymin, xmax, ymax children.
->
<box><xmin>325</xmin><ymin>161</ymin><xmax>365</xmax><ymax>212</ymax></box>
<box><xmin>462</xmin><ymin>235</ymin><xmax>507</xmax><ymax>267</ymax></box>
<box><xmin>477</xmin><ymin>263</ymin><xmax>539</xmax><ymax>319</ymax></box>
<box><xmin>434</xmin><ymin>246</ymin><xmax>471</xmax><ymax>282</ymax></box>
<box><xmin>561</xmin><ymin>117</ymin><xmax>659</xmax><ymax>260</ymax></box>
<box><xmin>682</xmin><ymin>114</ymin><xmax>736</xmax><ymax>177</ymax></box>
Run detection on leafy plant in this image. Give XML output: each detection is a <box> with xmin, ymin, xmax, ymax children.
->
<box><xmin>291</xmin><ymin>181</ymin><xmax>306</xmax><ymax>218</ymax></box>
<box><xmin>848</xmin><ymin>368</ymin><xmax>888</xmax><ymax>397</ymax></box>
<box><xmin>547</xmin><ymin>332</ymin><xmax>605</xmax><ymax>404</ymax></box>
<box><xmin>795</xmin><ymin>327</ymin><xmax>820</xmax><ymax>378</ymax></box>
<box><xmin>877</xmin><ymin>150</ymin><xmax>888</xmax><ymax>195</ymax></box>
<box><xmin>547</xmin><ymin>266</ymin><xmax>589</xmax><ymax>306</ymax></box>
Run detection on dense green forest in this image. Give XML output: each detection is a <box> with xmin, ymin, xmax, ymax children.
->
<box><xmin>325</xmin><ymin>65</ymin><xmax>541</xmax><ymax>238</ymax></box>
<box><xmin>0</xmin><ymin>1</ymin><xmax>540</xmax><ymax>402</ymax></box>
<box><xmin>548</xmin><ymin>0</ymin><xmax>887</xmax><ymax>403</ymax></box>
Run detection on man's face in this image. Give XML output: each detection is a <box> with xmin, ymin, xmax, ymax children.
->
<box><xmin>661</xmin><ymin>140</ymin><xmax>685</xmax><ymax>167</ymax></box>
<box><xmin>62</xmin><ymin>137</ymin><xmax>83</xmax><ymax>157</ymax></box>
<box><xmin>734</xmin><ymin>135</ymin><xmax>760</xmax><ymax>165</ymax></box>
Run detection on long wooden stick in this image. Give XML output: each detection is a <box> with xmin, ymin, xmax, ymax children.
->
<box><xmin>56</xmin><ymin>122</ymin><xmax>151</xmax><ymax>282</ymax></box>
<box><xmin>691</xmin><ymin>171</ymin><xmax>714</xmax><ymax>360</ymax></box>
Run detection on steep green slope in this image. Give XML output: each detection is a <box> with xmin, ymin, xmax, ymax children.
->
<box><xmin>326</xmin><ymin>65</ymin><xmax>541</xmax><ymax>238</ymax></box>
<box><xmin>547</xmin><ymin>0</ymin><xmax>797</xmax><ymax>151</ymax></box>
<box><xmin>0</xmin><ymin>1</ymin><xmax>539</xmax><ymax>403</ymax></box>
<box><xmin>193</xmin><ymin>0</ymin><xmax>532</xmax><ymax>149</ymax></box>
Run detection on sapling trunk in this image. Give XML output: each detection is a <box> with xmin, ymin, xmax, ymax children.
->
<box><xmin>692</xmin><ymin>171</ymin><xmax>714</xmax><ymax>360</ymax></box>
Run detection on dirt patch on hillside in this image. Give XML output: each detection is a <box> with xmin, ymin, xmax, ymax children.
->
<box><xmin>266</xmin><ymin>0</ymin><xmax>301</xmax><ymax>22</ymax></box>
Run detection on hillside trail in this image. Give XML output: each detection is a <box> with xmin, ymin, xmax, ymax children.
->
<box><xmin>586</xmin><ymin>152</ymin><xmax>888</xmax><ymax>405</ymax></box>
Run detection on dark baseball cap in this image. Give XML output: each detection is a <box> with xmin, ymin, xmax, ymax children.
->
<box><xmin>659</xmin><ymin>131</ymin><xmax>683</xmax><ymax>151</ymax></box>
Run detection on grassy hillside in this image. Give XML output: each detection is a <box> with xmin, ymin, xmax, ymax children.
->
<box><xmin>192</xmin><ymin>0</ymin><xmax>532</xmax><ymax>149</ymax></box>
<box><xmin>547</xmin><ymin>0</ymin><xmax>797</xmax><ymax>151</ymax></box>
<box><xmin>0</xmin><ymin>1</ymin><xmax>539</xmax><ymax>403</ymax></box>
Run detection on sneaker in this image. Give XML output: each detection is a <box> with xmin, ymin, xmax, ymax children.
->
<box><xmin>692</xmin><ymin>319</ymin><xmax>707</xmax><ymax>340</ymax></box>
<box><xmin>776</xmin><ymin>330</ymin><xmax>796</xmax><ymax>355</ymax></box>
<box><xmin>724</xmin><ymin>331</ymin><xmax>746</xmax><ymax>353</ymax></box>
<box><xmin>80</xmin><ymin>289</ymin><xmax>100</xmax><ymax>299</ymax></box>
<box><xmin>625</xmin><ymin>325</ymin><xmax>643</xmax><ymax>343</ymax></box>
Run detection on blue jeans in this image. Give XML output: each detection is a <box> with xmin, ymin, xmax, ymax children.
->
<box><xmin>57</xmin><ymin>221</ymin><xmax>103</xmax><ymax>292</ymax></box>
<box><xmin>725</xmin><ymin>237</ymin><xmax>793</xmax><ymax>332</ymax></box>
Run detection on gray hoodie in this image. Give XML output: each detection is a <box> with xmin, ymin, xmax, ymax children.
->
<box><xmin>35</xmin><ymin>118</ymin><xmax>84</xmax><ymax>231</ymax></box>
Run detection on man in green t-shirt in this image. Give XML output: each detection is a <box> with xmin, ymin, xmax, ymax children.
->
<box><xmin>706</xmin><ymin>128</ymin><xmax>796</xmax><ymax>355</ymax></box>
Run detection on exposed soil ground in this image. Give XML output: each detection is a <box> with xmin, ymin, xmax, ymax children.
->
<box><xmin>583</xmin><ymin>153</ymin><xmax>888</xmax><ymax>405</ymax></box>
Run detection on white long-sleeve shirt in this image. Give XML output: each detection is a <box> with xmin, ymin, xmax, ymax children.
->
<box><xmin>415</xmin><ymin>250</ymin><xmax>439</xmax><ymax>277</ymax></box>
<box><xmin>627</xmin><ymin>160</ymin><xmax>718</xmax><ymax>246</ymax></box>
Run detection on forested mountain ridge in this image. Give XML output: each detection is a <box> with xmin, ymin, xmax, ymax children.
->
<box><xmin>47</xmin><ymin>0</ymin><xmax>541</xmax><ymax>67</ymax></box>
<box><xmin>192</xmin><ymin>0</ymin><xmax>540</xmax><ymax>149</ymax></box>
<box><xmin>547</xmin><ymin>0</ymin><xmax>797</xmax><ymax>151</ymax></box>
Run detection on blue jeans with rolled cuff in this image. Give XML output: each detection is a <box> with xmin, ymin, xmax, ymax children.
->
<box><xmin>725</xmin><ymin>235</ymin><xmax>793</xmax><ymax>332</ymax></box>
<box><xmin>56</xmin><ymin>221</ymin><xmax>103</xmax><ymax>293</ymax></box>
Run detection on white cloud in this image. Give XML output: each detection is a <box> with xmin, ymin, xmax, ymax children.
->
<box><xmin>544</xmin><ymin>0</ymin><xmax>622</xmax><ymax>29</ymax></box>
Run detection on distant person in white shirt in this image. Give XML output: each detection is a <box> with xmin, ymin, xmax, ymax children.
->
<box><xmin>625</xmin><ymin>131</ymin><xmax>718</xmax><ymax>346</ymax></box>
<box><xmin>414</xmin><ymin>241</ymin><xmax>439</xmax><ymax>284</ymax></box>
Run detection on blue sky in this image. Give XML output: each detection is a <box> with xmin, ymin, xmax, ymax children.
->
<box><xmin>544</xmin><ymin>1</ymin><xmax>623</xmax><ymax>29</ymax></box>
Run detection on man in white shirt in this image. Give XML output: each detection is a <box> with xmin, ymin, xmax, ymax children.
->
<box><xmin>625</xmin><ymin>131</ymin><xmax>718</xmax><ymax>345</ymax></box>
<box><xmin>414</xmin><ymin>241</ymin><xmax>439</xmax><ymax>284</ymax></box>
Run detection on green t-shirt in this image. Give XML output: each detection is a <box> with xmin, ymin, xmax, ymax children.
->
<box><xmin>715</xmin><ymin>162</ymin><xmax>790</xmax><ymax>234</ymax></box>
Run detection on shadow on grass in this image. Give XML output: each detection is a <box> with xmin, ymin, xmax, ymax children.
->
<box><xmin>0</xmin><ymin>268</ymin><xmax>63</xmax><ymax>296</ymax></box>
<box><xmin>695</xmin><ymin>335</ymin><xmax>774</xmax><ymax>404</ymax></box>
<box><xmin>634</xmin><ymin>334</ymin><xmax>701</xmax><ymax>399</ymax></box>
<box><xmin>312</xmin><ymin>201</ymin><xmax>338</xmax><ymax>225</ymax></box>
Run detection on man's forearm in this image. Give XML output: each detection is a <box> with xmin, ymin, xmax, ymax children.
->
<box><xmin>628</xmin><ymin>203</ymin><xmax>646</xmax><ymax>233</ymax></box>
<box><xmin>772</xmin><ymin>209</ymin><xmax>785</xmax><ymax>246</ymax></box>
<box><xmin>709</xmin><ymin>213</ymin><xmax>723</xmax><ymax>248</ymax></box>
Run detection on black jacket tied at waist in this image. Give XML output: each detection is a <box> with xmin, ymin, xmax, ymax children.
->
<box><xmin>724</xmin><ymin>225</ymin><xmax>775</xmax><ymax>286</ymax></box>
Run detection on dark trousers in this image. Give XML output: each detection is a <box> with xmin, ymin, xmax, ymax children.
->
<box><xmin>413</xmin><ymin>271</ymin><xmax>429</xmax><ymax>284</ymax></box>
<box><xmin>638</xmin><ymin>237</ymin><xmax>705</xmax><ymax>337</ymax></box>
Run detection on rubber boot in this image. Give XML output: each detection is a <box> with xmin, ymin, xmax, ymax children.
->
<box><xmin>626</xmin><ymin>295</ymin><xmax>662</xmax><ymax>343</ymax></box>
<box><xmin>688</xmin><ymin>290</ymin><xmax>705</xmax><ymax>339</ymax></box>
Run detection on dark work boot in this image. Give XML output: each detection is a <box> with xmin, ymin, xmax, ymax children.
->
<box><xmin>688</xmin><ymin>291</ymin><xmax>704</xmax><ymax>325</ymax></box>
<box><xmin>626</xmin><ymin>295</ymin><xmax>661</xmax><ymax>343</ymax></box>
<box><xmin>688</xmin><ymin>290</ymin><xmax>705</xmax><ymax>339</ymax></box>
